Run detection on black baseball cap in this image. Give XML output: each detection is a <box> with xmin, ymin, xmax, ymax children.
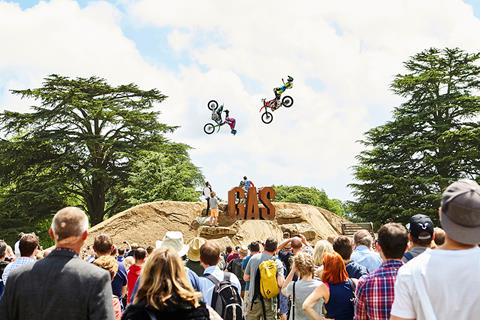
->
<box><xmin>407</xmin><ymin>214</ymin><xmax>434</xmax><ymax>241</ymax></box>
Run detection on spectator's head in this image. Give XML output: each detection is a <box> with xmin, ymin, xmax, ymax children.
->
<box><xmin>322</xmin><ymin>252</ymin><xmax>348</xmax><ymax>284</ymax></box>
<box><xmin>124</xmin><ymin>256</ymin><xmax>135</xmax><ymax>270</ymax></box>
<box><xmin>239</xmin><ymin>246</ymin><xmax>248</xmax><ymax>258</ymax></box>
<box><xmin>200</xmin><ymin>241</ymin><xmax>221</xmax><ymax>267</ymax></box>
<box><xmin>283</xmin><ymin>231</ymin><xmax>291</xmax><ymax>239</ymax></box>
<box><xmin>211</xmin><ymin>191</ymin><xmax>216</xmax><ymax>197</ymax></box>
<box><xmin>187</xmin><ymin>237</ymin><xmax>206</xmax><ymax>262</ymax></box>
<box><xmin>19</xmin><ymin>233</ymin><xmax>39</xmax><ymax>258</ymax></box>
<box><xmin>243</xmin><ymin>176</ymin><xmax>247</xmax><ymax>181</ymax></box>
<box><xmin>313</xmin><ymin>240</ymin><xmax>334</xmax><ymax>266</ymax></box>
<box><xmin>248</xmin><ymin>241</ymin><xmax>260</xmax><ymax>253</ymax></box>
<box><xmin>134</xmin><ymin>247</ymin><xmax>147</xmax><ymax>263</ymax></box>
<box><xmin>155</xmin><ymin>231</ymin><xmax>189</xmax><ymax>258</ymax></box>
<box><xmin>264</xmin><ymin>237</ymin><xmax>278</xmax><ymax>253</ymax></box>
<box><xmin>131</xmin><ymin>243</ymin><xmax>140</xmax><ymax>251</ymax></box>
<box><xmin>294</xmin><ymin>252</ymin><xmax>315</xmax><ymax>279</ymax></box>
<box><xmin>93</xmin><ymin>234</ymin><xmax>113</xmax><ymax>256</ymax></box>
<box><xmin>0</xmin><ymin>240</ymin><xmax>7</xmax><ymax>260</ymax></box>
<box><xmin>146</xmin><ymin>245</ymin><xmax>154</xmax><ymax>256</ymax></box>
<box><xmin>434</xmin><ymin>227</ymin><xmax>446</xmax><ymax>246</ymax></box>
<box><xmin>94</xmin><ymin>255</ymin><xmax>119</xmax><ymax>280</ymax></box>
<box><xmin>118</xmin><ymin>248</ymin><xmax>125</xmax><ymax>256</ymax></box>
<box><xmin>353</xmin><ymin>229</ymin><xmax>374</xmax><ymax>248</ymax></box>
<box><xmin>376</xmin><ymin>223</ymin><xmax>408</xmax><ymax>260</ymax></box>
<box><xmin>440</xmin><ymin>179</ymin><xmax>480</xmax><ymax>245</ymax></box>
<box><xmin>326</xmin><ymin>235</ymin><xmax>336</xmax><ymax>244</ymax></box>
<box><xmin>225</xmin><ymin>246</ymin><xmax>233</xmax><ymax>255</ymax></box>
<box><xmin>205</xmin><ymin>181</ymin><xmax>211</xmax><ymax>187</ymax></box>
<box><xmin>49</xmin><ymin>207</ymin><xmax>89</xmax><ymax>250</ymax></box>
<box><xmin>407</xmin><ymin>214</ymin><xmax>434</xmax><ymax>247</ymax></box>
<box><xmin>17</xmin><ymin>232</ymin><xmax>25</xmax><ymax>241</ymax></box>
<box><xmin>291</xmin><ymin>237</ymin><xmax>303</xmax><ymax>254</ymax></box>
<box><xmin>135</xmin><ymin>248</ymin><xmax>201</xmax><ymax>308</ymax></box>
<box><xmin>333</xmin><ymin>236</ymin><xmax>353</xmax><ymax>261</ymax></box>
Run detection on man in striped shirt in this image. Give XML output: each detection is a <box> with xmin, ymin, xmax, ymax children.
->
<box><xmin>354</xmin><ymin>223</ymin><xmax>408</xmax><ymax>320</ymax></box>
<box><xmin>1</xmin><ymin>233</ymin><xmax>38</xmax><ymax>286</ymax></box>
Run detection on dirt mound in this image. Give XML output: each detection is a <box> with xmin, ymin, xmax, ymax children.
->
<box><xmin>85</xmin><ymin>201</ymin><xmax>348</xmax><ymax>249</ymax></box>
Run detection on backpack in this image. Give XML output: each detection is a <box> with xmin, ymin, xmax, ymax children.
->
<box><xmin>258</xmin><ymin>259</ymin><xmax>279</xmax><ymax>299</ymax></box>
<box><xmin>227</xmin><ymin>258</ymin><xmax>244</xmax><ymax>282</ymax></box>
<box><xmin>203</xmin><ymin>272</ymin><xmax>243</xmax><ymax>320</ymax></box>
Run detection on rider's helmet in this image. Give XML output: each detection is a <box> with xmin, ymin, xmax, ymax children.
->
<box><xmin>287</xmin><ymin>75</ymin><xmax>294</xmax><ymax>82</ymax></box>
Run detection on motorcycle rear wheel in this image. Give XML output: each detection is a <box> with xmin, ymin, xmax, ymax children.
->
<box><xmin>282</xmin><ymin>95</ymin><xmax>294</xmax><ymax>108</ymax></box>
<box><xmin>207</xmin><ymin>100</ymin><xmax>218</xmax><ymax>111</ymax></box>
<box><xmin>204</xmin><ymin>123</ymin><xmax>215</xmax><ymax>134</ymax></box>
<box><xmin>261</xmin><ymin>112</ymin><xmax>273</xmax><ymax>124</ymax></box>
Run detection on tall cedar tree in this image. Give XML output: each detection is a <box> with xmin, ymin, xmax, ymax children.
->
<box><xmin>0</xmin><ymin>75</ymin><xmax>184</xmax><ymax>226</ymax></box>
<box><xmin>350</xmin><ymin>48</ymin><xmax>480</xmax><ymax>225</ymax></box>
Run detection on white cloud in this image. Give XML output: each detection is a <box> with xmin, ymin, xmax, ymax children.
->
<box><xmin>1</xmin><ymin>0</ymin><xmax>480</xmax><ymax>202</ymax></box>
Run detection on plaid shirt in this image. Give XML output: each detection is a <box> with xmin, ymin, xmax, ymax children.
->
<box><xmin>1</xmin><ymin>257</ymin><xmax>36</xmax><ymax>285</ymax></box>
<box><xmin>354</xmin><ymin>259</ymin><xmax>403</xmax><ymax>320</ymax></box>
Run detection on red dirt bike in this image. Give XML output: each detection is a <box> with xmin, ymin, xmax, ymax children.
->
<box><xmin>259</xmin><ymin>95</ymin><xmax>294</xmax><ymax>124</ymax></box>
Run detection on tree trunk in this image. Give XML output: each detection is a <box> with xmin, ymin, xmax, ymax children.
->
<box><xmin>86</xmin><ymin>177</ymin><xmax>106</xmax><ymax>225</ymax></box>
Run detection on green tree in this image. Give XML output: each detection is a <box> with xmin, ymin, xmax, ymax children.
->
<box><xmin>274</xmin><ymin>185</ymin><xmax>346</xmax><ymax>216</ymax></box>
<box><xmin>350</xmin><ymin>48</ymin><xmax>480</xmax><ymax>226</ymax></box>
<box><xmin>0</xmin><ymin>75</ymin><xmax>199</xmax><ymax>232</ymax></box>
<box><xmin>124</xmin><ymin>145</ymin><xmax>204</xmax><ymax>206</ymax></box>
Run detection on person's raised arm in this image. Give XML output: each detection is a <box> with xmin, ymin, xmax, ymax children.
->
<box><xmin>303</xmin><ymin>284</ymin><xmax>327</xmax><ymax>320</ymax></box>
<box><xmin>277</xmin><ymin>238</ymin><xmax>292</xmax><ymax>253</ymax></box>
<box><xmin>281</xmin><ymin>261</ymin><xmax>296</xmax><ymax>296</ymax></box>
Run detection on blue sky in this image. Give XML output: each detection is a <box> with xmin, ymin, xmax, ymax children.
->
<box><xmin>1</xmin><ymin>0</ymin><xmax>480</xmax><ymax>202</ymax></box>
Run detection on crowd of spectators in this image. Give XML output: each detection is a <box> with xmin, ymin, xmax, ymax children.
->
<box><xmin>0</xmin><ymin>178</ymin><xmax>479</xmax><ymax>320</ymax></box>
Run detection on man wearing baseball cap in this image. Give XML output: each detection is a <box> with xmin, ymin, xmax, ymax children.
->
<box><xmin>391</xmin><ymin>179</ymin><xmax>480</xmax><ymax>320</ymax></box>
<box><xmin>402</xmin><ymin>214</ymin><xmax>434</xmax><ymax>263</ymax></box>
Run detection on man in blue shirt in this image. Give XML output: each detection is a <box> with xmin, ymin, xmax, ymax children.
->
<box><xmin>351</xmin><ymin>229</ymin><xmax>382</xmax><ymax>273</ymax></box>
<box><xmin>198</xmin><ymin>241</ymin><xmax>241</xmax><ymax>306</ymax></box>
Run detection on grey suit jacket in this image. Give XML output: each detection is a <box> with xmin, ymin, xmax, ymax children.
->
<box><xmin>0</xmin><ymin>248</ymin><xmax>114</xmax><ymax>320</ymax></box>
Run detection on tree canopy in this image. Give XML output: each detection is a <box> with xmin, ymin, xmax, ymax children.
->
<box><xmin>0</xmin><ymin>75</ymin><xmax>202</xmax><ymax>244</ymax></box>
<box><xmin>273</xmin><ymin>185</ymin><xmax>346</xmax><ymax>216</ymax></box>
<box><xmin>350</xmin><ymin>48</ymin><xmax>480</xmax><ymax>226</ymax></box>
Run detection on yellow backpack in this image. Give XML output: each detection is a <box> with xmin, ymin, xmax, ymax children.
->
<box><xmin>258</xmin><ymin>259</ymin><xmax>279</xmax><ymax>299</ymax></box>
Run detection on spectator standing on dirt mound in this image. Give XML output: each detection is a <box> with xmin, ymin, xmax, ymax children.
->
<box><xmin>203</xmin><ymin>181</ymin><xmax>213</xmax><ymax>215</ymax></box>
<box><xmin>351</xmin><ymin>229</ymin><xmax>382</xmax><ymax>273</ymax></box>
<box><xmin>391</xmin><ymin>179</ymin><xmax>480</xmax><ymax>320</ymax></box>
<box><xmin>244</xmin><ymin>237</ymin><xmax>285</xmax><ymax>320</ymax></box>
<box><xmin>402</xmin><ymin>214</ymin><xmax>434</xmax><ymax>263</ymax></box>
<box><xmin>354</xmin><ymin>223</ymin><xmax>408</xmax><ymax>320</ymax></box>
<box><xmin>0</xmin><ymin>207</ymin><xmax>114</xmax><ymax>320</ymax></box>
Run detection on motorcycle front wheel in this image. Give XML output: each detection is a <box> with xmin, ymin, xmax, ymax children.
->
<box><xmin>261</xmin><ymin>112</ymin><xmax>273</xmax><ymax>124</ymax></box>
<box><xmin>204</xmin><ymin>123</ymin><xmax>215</xmax><ymax>134</ymax></box>
<box><xmin>207</xmin><ymin>100</ymin><xmax>218</xmax><ymax>111</ymax></box>
<box><xmin>282</xmin><ymin>95</ymin><xmax>294</xmax><ymax>108</ymax></box>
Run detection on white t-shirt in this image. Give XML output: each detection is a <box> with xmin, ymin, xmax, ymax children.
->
<box><xmin>391</xmin><ymin>247</ymin><xmax>480</xmax><ymax>320</ymax></box>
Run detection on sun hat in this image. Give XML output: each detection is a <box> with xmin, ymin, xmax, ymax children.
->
<box><xmin>187</xmin><ymin>237</ymin><xmax>206</xmax><ymax>262</ymax></box>
<box><xmin>440</xmin><ymin>179</ymin><xmax>480</xmax><ymax>245</ymax></box>
<box><xmin>155</xmin><ymin>231</ymin><xmax>189</xmax><ymax>257</ymax></box>
<box><xmin>406</xmin><ymin>214</ymin><xmax>434</xmax><ymax>241</ymax></box>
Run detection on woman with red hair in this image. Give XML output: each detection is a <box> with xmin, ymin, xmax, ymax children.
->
<box><xmin>303</xmin><ymin>252</ymin><xmax>356</xmax><ymax>320</ymax></box>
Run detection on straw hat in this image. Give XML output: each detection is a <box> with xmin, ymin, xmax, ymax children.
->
<box><xmin>155</xmin><ymin>231</ymin><xmax>189</xmax><ymax>257</ymax></box>
<box><xmin>187</xmin><ymin>237</ymin><xmax>206</xmax><ymax>262</ymax></box>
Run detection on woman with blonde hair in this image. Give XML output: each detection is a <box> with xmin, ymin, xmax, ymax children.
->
<box><xmin>122</xmin><ymin>248</ymin><xmax>219</xmax><ymax>320</ymax></box>
<box><xmin>282</xmin><ymin>252</ymin><xmax>324</xmax><ymax>320</ymax></box>
<box><xmin>303</xmin><ymin>252</ymin><xmax>356</xmax><ymax>320</ymax></box>
<box><xmin>312</xmin><ymin>239</ymin><xmax>334</xmax><ymax>279</ymax></box>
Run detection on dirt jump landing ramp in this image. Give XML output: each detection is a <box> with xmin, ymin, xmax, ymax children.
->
<box><xmin>85</xmin><ymin>201</ymin><xmax>348</xmax><ymax>249</ymax></box>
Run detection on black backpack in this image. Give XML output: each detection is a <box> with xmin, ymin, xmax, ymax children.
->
<box><xmin>204</xmin><ymin>272</ymin><xmax>243</xmax><ymax>320</ymax></box>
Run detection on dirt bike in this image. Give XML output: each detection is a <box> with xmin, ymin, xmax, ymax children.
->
<box><xmin>259</xmin><ymin>95</ymin><xmax>294</xmax><ymax>124</ymax></box>
<box><xmin>204</xmin><ymin>100</ymin><xmax>237</xmax><ymax>134</ymax></box>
